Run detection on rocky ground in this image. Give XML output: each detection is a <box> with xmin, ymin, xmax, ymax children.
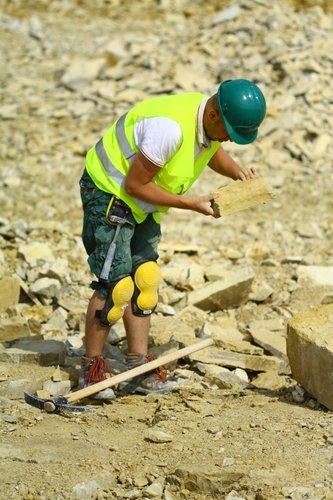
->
<box><xmin>1</xmin><ymin>0</ymin><xmax>333</xmax><ymax>499</ymax></box>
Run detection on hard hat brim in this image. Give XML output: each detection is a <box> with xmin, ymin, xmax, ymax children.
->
<box><xmin>224</xmin><ymin>117</ymin><xmax>258</xmax><ymax>145</ymax></box>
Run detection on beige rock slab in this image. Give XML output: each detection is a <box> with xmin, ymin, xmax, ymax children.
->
<box><xmin>248</xmin><ymin>327</ymin><xmax>287</xmax><ymax>360</ymax></box>
<box><xmin>187</xmin><ymin>266</ymin><xmax>255</xmax><ymax>311</ymax></box>
<box><xmin>287</xmin><ymin>304</ymin><xmax>333</xmax><ymax>410</ymax></box>
<box><xmin>211</xmin><ymin>177</ymin><xmax>275</xmax><ymax>216</ymax></box>
<box><xmin>0</xmin><ymin>317</ymin><xmax>33</xmax><ymax>342</ymax></box>
<box><xmin>0</xmin><ymin>339</ymin><xmax>66</xmax><ymax>366</ymax></box>
<box><xmin>0</xmin><ymin>275</ymin><xmax>21</xmax><ymax>313</ymax></box>
<box><xmin>189</xmin><ymin>346</ymin><xmax>289</xmax><ymax>374</ymax></box>
<box><xmin>168</xmin><ymin>464</ymin><xmax>244</xmax><ymax>496</ymax></box>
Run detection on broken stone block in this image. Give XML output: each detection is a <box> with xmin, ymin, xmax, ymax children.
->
<box><xmin>18</xmin><ymin>242</ymin><xmax>55</xmax><ymax>265</ymax></box>
<box><xmin>43</xmin><ymin>380</ymin><xmax>71</xmax><ymax>396</ymax></box>
<box><xmin>287</xmin><ymin>304</ymin><xmax>333</xmax><ymax>411</ymax></box>
<box><xmin>0</xmin><ymin>275</ymin><xmax>21</xmax><ymax>313</ymax></box>
<box><xmin>150</xmin><ymin>315</ymin><xmax>197</xmax><ymax>346</ymax></box>
<box><xmin>249</xmin><ymin>280</ymin><xmax>274</xmax><ymax>302</ymax></box>
<box><xmin>167</xmin><ymin>464</ymin><xmax>243</xmax><ymax>497</ymax></box>
<box><xmin>211</xmin><ymin>324</ymin><xmax>264</xmax><ymax>355</ymax></box>
<box><xmin>0</xmin><ymin>379</ymin><xmax>42</xmax><ymax>399</ymax></box>
<box><xmin>196</xmin><ymin>363</ymin><xmax>249</xmax><ymax>389</ymax></box>
<box><xmin>189</xmin><ymin>346</ymin><xmax>289</xmax><ymax>374</ymax></box>
<box><xmin>174</xmin><ymin>306</ymin><xmax>208</xmax><ymax>330</ymax></box>
<box><xmin>0</xmin><ymin>317</ymin><xmax>32</xmax><ymax>342</ymax></box>
<box><xmin>29</xmin><ymin>277</ymin><xmax>61</xmax><ymax>299</ymax></box>
<box><xmin>61</xmin><ymin>57</ymin><xmax>106</xmax><ymax>90</ymax></box>
<box><xmin>187</xmin><ymin>266</ymin><xmax>255</xmax><ymax>311</ymax></box>
<box><xmin>248</xmin><ymin>327</ymin><xmax>287</xmax><ymax>361</ymax></box>
<box><xmin>251</xmin><ymin>371</ymin><xmax>291</xmax><ymax>391</ymax></box>
<box><xmin>37</xmin><ymin>389</ymin><xmax>51</xmax><ymax>399</ymax></box>
<box><xmin>211</xmin><ymin>177</ymin><xmax>274</xmax><ymax>217</ymax></box>
<box><xmin>291</xmin><ymin>265</ymin><xmax>333</xmax><ymax>307</ymax></box>
<box><xmin>0</xmin><ymin>338</ymin><xmax>66</xmax><ymax>366</ymax></box>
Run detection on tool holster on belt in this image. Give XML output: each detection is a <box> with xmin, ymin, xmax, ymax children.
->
<box><xmin>105</xmin><ymin>196</ymin><xmax>133</xmax><ymax>226</ymax></box>
<box><xmin>96</xmin><ymin>197</ymin><xmax>134</xmax><ymax>325</ymax></box>
<box><xmin>99</xmin><ymin>196</ymin><xmax>134</xmax><ymax>282</ymax></box>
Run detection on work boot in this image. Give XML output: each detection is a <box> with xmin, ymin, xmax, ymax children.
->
<box><xmin>78</xmin><ymin>355</ymin><xmax>116</xmax><ymax>401</ymax></box>
<box><xmin>118</xmin><ymin>353</ymin><xmax>178</xmax><ymax>395</ymax></box>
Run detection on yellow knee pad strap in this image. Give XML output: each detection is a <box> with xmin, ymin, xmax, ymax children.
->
<box><xmin>106</xmin><ymin>276</ymin><xmax>134</xmax><ymax>324</ymax></box>
<box><xmin>132</xmin><ymin>261</ymin><xmax>161</xmax><ymax>316</ymax></box>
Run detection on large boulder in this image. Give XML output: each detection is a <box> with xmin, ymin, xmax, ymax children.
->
<box><xmin>287</xmin><ymin>304</ymin><xmax>333</xmax><ymax>410</ymax></box>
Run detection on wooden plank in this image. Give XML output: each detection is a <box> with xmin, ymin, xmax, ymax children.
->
<box><xmin>211</xmin><ymin>176</ymin><xmax>275</xmax><ymax>216</ymax></box>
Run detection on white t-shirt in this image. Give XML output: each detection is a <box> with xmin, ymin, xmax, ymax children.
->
<box><xmin>133</xmin><ymin>98</ymin><xmax>211</xmax><ymax>167</ymax></box>
<box><xmin>133</xmin><ymin>117</ymin><xmax>182</xmax><ymax>167</ymax></box>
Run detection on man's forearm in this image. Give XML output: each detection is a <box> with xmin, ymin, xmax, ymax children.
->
<box><xmin>208</xmin><ymin>148</ymin><xmax>242</xmax><ymax>180</ymax></box>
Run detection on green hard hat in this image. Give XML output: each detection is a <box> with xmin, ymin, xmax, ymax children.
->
<box><xmin>217</xmin><ymin>79</ymin><xmax>266</xmax><ymax>145</ymax></box>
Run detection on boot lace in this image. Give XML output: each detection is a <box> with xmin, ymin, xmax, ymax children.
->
<box><xmin>87</xmin><ymin>356</ymin><xmax>111</xmax><ymax>385</ymax></box>
<box><xmin>146</xmin><ymin>354</ymin><xmax>168</xmax><ymax>383</ymax></box>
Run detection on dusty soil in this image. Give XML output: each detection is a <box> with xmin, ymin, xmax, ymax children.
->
<box><xmin>2</xmin><ymin>362</ymin><xmax>333</xmax><ymax>500</ymax></box>
<box><xmin>1</xmin><ymin>0</ymin><xmax>333</xmax><ymax>499</ymax></box>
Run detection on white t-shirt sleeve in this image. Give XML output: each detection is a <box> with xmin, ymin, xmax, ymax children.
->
<box><xmin>133</xmin><ymin>117</ymin><xmax>182</xmax><ymax>167</ymax></box>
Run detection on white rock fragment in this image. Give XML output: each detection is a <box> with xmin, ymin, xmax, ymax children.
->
<box><xmin>145</xmin><ymin>430</ymin><xmax>174</xmax><ymax>443</ymax></box>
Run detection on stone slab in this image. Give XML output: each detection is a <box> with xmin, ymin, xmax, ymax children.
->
<box><xmin>287</xmin><ymin>304</ymin><xmax>333</xmax><ymax>410</ymax></box>
<box><xmin>187</xmin><ymin>266</ymin><xmax>255</xmax><ymax>311</ymax></box>
<box><xmin>189</xmin><ymin>346</ymin><xmax>289</xmax><ymax>374</ymax></box>
<box><xmin>0</xmin><ymin>339</ymin><xmax>66</xmax><ymax>366</ymax></box>
<box><xmin>211</xmin><ymin>177</ymin><xmax>274</xmax><ymax>216</ymax></box>
<box><xmin>0</xmin><ymin>318</ymin><xmax>32</xmax><ymax>342</ymax></box>
<box><xmin>0</xmin><ymin>275</ymin><xmax>21</xmax><ymax>313</ymax></box>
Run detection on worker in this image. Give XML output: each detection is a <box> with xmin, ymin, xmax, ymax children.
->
<box><xmin>78</xmin><ymin>79</ymin><xmax>266</xmax><ymax>400</ymax></box>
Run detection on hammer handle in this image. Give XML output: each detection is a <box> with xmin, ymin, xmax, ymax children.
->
<box><xmin>67</xmin><ymin>337</ymin><xmax>213</xmax><ymax>404</ymax></box>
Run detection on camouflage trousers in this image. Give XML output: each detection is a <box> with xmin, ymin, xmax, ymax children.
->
<box><xmin>79</xmin><ymin>169</ymin><xmax>161</xmax><ymax>298</ymax></box>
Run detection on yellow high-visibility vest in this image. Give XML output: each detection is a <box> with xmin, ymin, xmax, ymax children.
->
<box><xmin>85</xmin><ymin>93</ymin><xmax>220</xmax><ymax>223</ymax></box>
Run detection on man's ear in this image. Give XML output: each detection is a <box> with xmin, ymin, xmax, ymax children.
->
<box><xmin>208</xmin><ymin>108</ymin><xmax>219</xmax><ymax>122</ymax></box>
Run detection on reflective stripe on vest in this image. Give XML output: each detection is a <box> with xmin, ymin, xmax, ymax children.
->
<box><xmin>95</xmin><ymin>113</ymin><xmax>157</xmax><ymax>214</ymax></box>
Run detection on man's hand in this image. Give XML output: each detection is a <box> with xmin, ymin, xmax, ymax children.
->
<box><xmin>237</xmin><ymin>166</ymin><xmax>257</xmax><ymax>181</ymax></box>
<box><xmin>209</xmin><ymin>148</ymin><xmax>257</xmax><ymax>181</ymax></box>
<box><xmin>188</xmin><ymin>193</ymin><xmax>220</xmax><ymax>217</ymax></box>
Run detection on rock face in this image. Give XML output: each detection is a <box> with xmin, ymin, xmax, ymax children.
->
<box><xmin>287</xmin><ymin>304</ymin><xmax>333</xmax><ymax>410</ymax></box>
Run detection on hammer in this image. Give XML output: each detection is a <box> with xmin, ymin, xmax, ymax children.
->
<box><xmin>24</xmin><ymin>337</ymin><xmax>213</xmax><ymax>413</ymax></box>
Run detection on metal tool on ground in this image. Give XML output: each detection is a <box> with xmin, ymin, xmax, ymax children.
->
<box><xmin>24</xmin><ymin>337</ymin><xmax>214</xmax><ymax>414</ymax></box>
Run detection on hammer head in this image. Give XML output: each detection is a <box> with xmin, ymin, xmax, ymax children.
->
<box><xmin>24</xmin><ymin>392</ymin><xmax>95</xmax><ymax>413</ymax></box>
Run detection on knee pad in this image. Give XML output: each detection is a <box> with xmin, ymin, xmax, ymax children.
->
<box><xmin>97</xmin><ymin>276</ymin><xmax>134</xmax><ymax>326</ymax></box>
<box><xmin>132</xmin><ymin>261</ymin><xmax>161</xmax><ymax>317</ymax></box>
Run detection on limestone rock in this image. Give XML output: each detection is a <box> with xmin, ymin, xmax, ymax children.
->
<box><xmin>0</xmin><ymin>338</ymin><xmax>66</xmax><ymax>366</ymax></box>
<box><xmin>150</xmin><ymin>315</ymin><xmax>197</xmax><ymax>346</ymax></box>
<box><xmin>18</xmin><ymin>242</ymin><xmax>55</xmax><ymax>266</ymax></box>
<box><xmin>42</xmin><ymin>380</ymin><xmax>71</xmax><ymax>396</ymax></box>
<box><xmin>29</xmin><ymin>277</ymin><xmax>61</xmax><ymax>299</ymax></box>
<box><xmin>0</xmin><ymin>379</ymin><xmax>42</xmax><ymax>400</ymax></box>
<box><xmin>190</xmin><ymin>346</ymin><xmax>289</xmax><ymax>374</ymax></box>
<box><xmin>196</xmin><ymin>363</ymin><xmax>249</xmax><ymax>389</ymax></box>
<box><xmin>167</xmin><ymin>464</ymin><xmax>243</xmax><ymax>496</ymax></box>
<box><xmin>0</xmin><ymin>317</ymin><xmax>32</xmax><ymax>342</ymax></box>
<box><xmin>61</xmin><ymin>57</ymin><xmax>106</xmax><ymax>90</ymax></box>
<box><xmin>145</xmin><ymin>430</ymin><xmax>173</xmax><ymax>443</ymax></box>
<box><xmin>291</xmin><ymin>266</ymin><xmax>333</xmax><ymax>306</ymax></box>
<box><xmin>187</xmin><ymin>266</ymin><xmax>255</xmax><ymax>310</ymax></box>
<box><xmin>247</xmin><ymin>327</ymin><xmax>287</xmax><ymax>360</ymax></box>
<box><xmin>211</xmin><ymin>177</ymin><xmax>275</xmax><ymax>217</ymax></box>
<box><xmin>211</xmin><ymin>324</ymin><xmax>264</xmax><ymax>356</ymax></box>
<box><xmin>287</xmin><ymin>304</ymin><xmax>333</xmax><ymax>410</ymax></box>
<box><xmin>0</xmin><ymin>275</ymin><xmax>21</xmax><ymax>313</ymax></box>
